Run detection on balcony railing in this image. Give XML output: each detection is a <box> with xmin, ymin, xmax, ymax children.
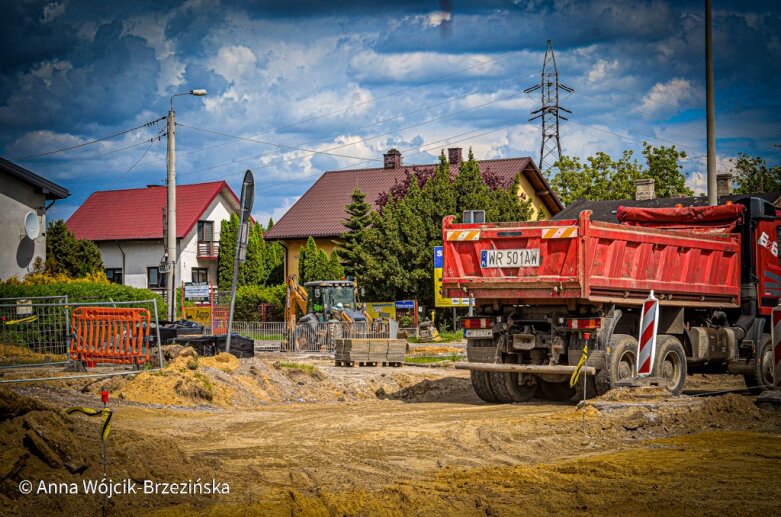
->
<box><xmin>197</xmin><ymin>240</ymin><xmax>219</xmax><ymax>257</ymax></box>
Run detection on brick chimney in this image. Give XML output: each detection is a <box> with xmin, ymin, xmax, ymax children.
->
<box><xmin>716</xmin><ymin>173</ymin><xmax>733</xmax><ymax>197</ymax></box>
<box><xmin>448</xmin><ymin>148</ymin><xmax>462</xmax><ymax>166</ymax></box>
<box><xmin>383</xmin><ymin>148</ymin><xmax>401</xmax><ymax>169</ymax></box>
<box><xmin>635</xmin><ymin>178</ymin><xmax>655</xmax><ymax>201</ymax></box>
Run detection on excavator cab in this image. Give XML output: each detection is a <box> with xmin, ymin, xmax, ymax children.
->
<box><xmin>305</xmin><ymin>281</ymin><xmax>361</xmax><ymax>322</ymax></box>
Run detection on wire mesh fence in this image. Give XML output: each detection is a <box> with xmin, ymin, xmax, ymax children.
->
<box><xmin>0</xmin><ymin>298</ymin><xmax>163</xmax><ymax>383</ymax></box>
<box><xmin>0</xmin><ymin>296</ymin><xmax>70</xmax><ymax>367</ymax></box>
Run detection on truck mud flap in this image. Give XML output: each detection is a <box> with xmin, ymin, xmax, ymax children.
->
<box><xmin>466</xmin><ymin>346</ymin><xmax>497</xmax><ymax>363</ymax></box>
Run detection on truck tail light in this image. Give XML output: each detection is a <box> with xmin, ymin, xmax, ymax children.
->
<box><xmin>566</xmin><ymin>318</ymin><xmax>602</xmax><ymax>330</ymax></box>
<box><xmin>462</xmin><ymin>317</ymin><xmax>492</xmax><ymax>329</ymax></box>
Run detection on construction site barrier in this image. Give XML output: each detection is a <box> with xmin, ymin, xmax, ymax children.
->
<box><xmin>70</xmin><ymin>307</ymin><xmax>151</xmax><ymax>367</ymax></box>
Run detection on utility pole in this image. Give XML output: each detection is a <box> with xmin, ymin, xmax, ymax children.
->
<box><xmin>166</xmin><ymin>89</ymin><xmax>207</xmax><ymax>321</ymax></box>
<box><xmin>525</xmin><ymin>40</ymin><xmax>573</xmax><ymax>173</ymax></box>
<box><xmin>706</xmin><ymin>0</ymin><xmax>717</xmax><ymax>206</ymax></box>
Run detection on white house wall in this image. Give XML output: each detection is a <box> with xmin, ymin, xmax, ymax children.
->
<box><xmin>0</xmin><ymin>171</ymin><xmax>47</xmax><ymax>281</ymax></box>
<box><xmin>97</xmin><ymin>189</ymin><xmax>235</xmax><ymax>289</ymax></box>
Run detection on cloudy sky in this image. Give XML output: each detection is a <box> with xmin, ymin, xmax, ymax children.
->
<box><xmin>2</xmin><ymin>0</ymin><xmax>780</xmax><ymax>224</ymax></box>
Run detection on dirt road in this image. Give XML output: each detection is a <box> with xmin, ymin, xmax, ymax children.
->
<box><xmin>3</xmin><ymin>355</ymin><xmax>781</xmax><ymax>516</ymax></box>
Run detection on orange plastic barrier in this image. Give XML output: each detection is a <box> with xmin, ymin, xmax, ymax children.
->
<box><xmin>70</xmin><ymin>307</ymin><xmax>151</xmax><ymax>367</ymax></box>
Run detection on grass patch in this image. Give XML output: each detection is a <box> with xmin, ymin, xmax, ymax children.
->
<box><xmin>277</xmin><ymin>361</ymin><xmax>321</xmax><ymax>377</ymax></box>
<box><xmin>404</xmin><ymin>353</ymin><xmax>462</xmax><ymax>364</ymax></box>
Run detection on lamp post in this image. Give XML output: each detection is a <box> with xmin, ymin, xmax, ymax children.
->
<box><xmin>166</xmin><ymin>89</ymin><xmax>207</xmax><ymax>321</ymax></box>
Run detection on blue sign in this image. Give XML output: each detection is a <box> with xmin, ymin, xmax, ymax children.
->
<box><xmin>395</xmin><ymin>300</ymin><xmax>415</xmax><ymax>310</ymax></box>
<box><xmin>480</xmin><ymin>250</ymin><xmax>488</xmax><ymax>268</ymax></box>
<box><xmin>434</xmin><ymin>246</ymin><xmax>444</xmax><ymax>268</ymax></box>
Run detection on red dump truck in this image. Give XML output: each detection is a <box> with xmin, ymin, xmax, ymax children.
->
<box><xmin>442</xmin><ymin>197</ymin><xmax>780</xmax><ymax>401</ymax></box>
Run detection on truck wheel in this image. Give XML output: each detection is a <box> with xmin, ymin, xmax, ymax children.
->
<box><xmin>575</xmin><ymin>376</ymin><xmax>599</xmax><ymax>400</ymax></box>
<box><xmin>470</xmin><ymin>371</ymin><xmax>499</xmax><ymax>403</ymax></box>
<box><xmin>653</xmin><ymin>335</ymin><xmax>687</xmax><ymax>396</ymax></box>
<box><xmin>538</xmin><ymin>380</ymin><xmax>575</xmax><ymax>401</ymax></box>
<box><xmin>744</xmin><ymin>334</ymin><xmax>774</xmax><ymax>395</ymax></box>
<box><xmin>608</xmin><ymin>334</ymin><xmax>638</xmax><ymax>387</ymax></box>
<box><xmin>505</xmin><ymin>373</ymin><xmax>537</xmax><ymax>402</ymax></box>
<box><xmin>488</xmin><ymin>372</ymin><xmax>516</xmax><ymax>403</ymax></box>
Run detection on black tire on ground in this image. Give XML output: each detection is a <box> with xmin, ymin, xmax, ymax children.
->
<box><xmin>538</xmin><ymin>380</ymin><xmax>576</xmax><ymax>401</ymax></box>
<box><xmin>505</xmin><ymin>372</ymin><xmax>538</xmax><ymax>402</ymax></box>
<box><xmin>470</xmin><ymin>371</ymin><xmax>499</xmax><ymax>403</ymax></box>
<box><xmin>488</xmin><ymin>371</ymin><xmax>516</xmax><ymax>403</ymax></box>
<box><xmin>744</xmin><ymin>334</ymin><xmax>774</xmax><ymax>395</ymax></box>
<box><xmin>653</xmin><ymin>335</ymin><xmax>687</xmax><ymax>396</ymax></box>
<box><xmin>608</xmin><ymin>334</ymin><xmax>639</xmax><ymax>388</ymax></box>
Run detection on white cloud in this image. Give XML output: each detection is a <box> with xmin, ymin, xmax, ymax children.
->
<box><xmin>349</xmin><ymin>51</ymin><xmax>505</xmax><ymax>82</ymax></box>
<box><xmin>253</xmin><ymin>196</ymin><xmax>299</xmax><ymax>227</ymax></box>
<box><xmin>207</xmin><ymin>45</ymin><xmax>258</xmax><ymax>82</ymax></box>
<box><xmin>41</xmin><ymin>2</ymin><xmax>65</xmax><ymax>23</ymax></box>
<box><xmin>640</xmin><ymin>78</ymin><xmax>699</xmax><ymax>115</ymax></box>
<box><xmin>586</xmin><ymin>59</ymin><xmax>619</xmax><ymax>83</ymax></box>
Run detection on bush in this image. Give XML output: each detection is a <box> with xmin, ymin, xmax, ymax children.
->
<box><xmin>0</xmin><ymin>275</ymin><xmax>167</xmax><ymax>318</ymax></box>
<box><xmin>234</xmin><ymin>284</ymin><xmax>285</xmax><ymax>321</ymax></box>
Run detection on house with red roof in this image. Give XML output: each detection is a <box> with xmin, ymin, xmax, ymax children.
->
<box><xmin>66</xmin><ymin>181</ymin><xmax>240</xmax><ymax>293</ymax></box>
<box><xmin>265</xmin><ymin>148</ymin><xmax>563</xmax><ymax>278</ymax></box>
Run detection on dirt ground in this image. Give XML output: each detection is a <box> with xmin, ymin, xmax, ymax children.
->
<box><xmin>2</xmin><ymin>350</ymin><xmax>780</xmax><ymax>516</ymax></box>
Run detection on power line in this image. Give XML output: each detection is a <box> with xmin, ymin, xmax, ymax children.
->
<box><xmin>10</xmin><ymin>117</ymin><xmax>166</xmax><ymax>161</ymax></box>
<box><xmin>109</xmin><ymin>139</ymin><xmax>158</xmax><ymax>186</ymax></box>
<box><xmin>178</xmin><ymin>89</ymin><xmax>528</xmax><ymax>178</ymax></box>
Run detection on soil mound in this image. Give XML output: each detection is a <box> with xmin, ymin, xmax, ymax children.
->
<box><xmin>0</xmin><ymin>388</ymin><xmax>202</xmax><ymax>516</ymax></box>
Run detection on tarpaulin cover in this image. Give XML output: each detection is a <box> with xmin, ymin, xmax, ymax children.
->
<box><xmin>616</xmin><ymin>204</ymin><xmax>745</xmax><ymax>233</ymax></box>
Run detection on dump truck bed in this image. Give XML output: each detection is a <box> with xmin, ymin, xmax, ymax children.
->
<box><xmin>441</xmin><ymin>210</ymin><xmax>741</xmax><ymax>308</ymax></box>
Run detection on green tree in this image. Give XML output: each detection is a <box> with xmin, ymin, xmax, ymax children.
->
<box><xmin>642</xmin><ymin>142</ymin><xmax>693</xmax><ymax>197</ymax></box>
<box><xmin>217</xmin><ymin>214</ymin><xmax>239</xmax><ymax>288</ymax></box>
<box><xmin>732</xmin><ymin>153</ymin><xmax>781</xmax><ymax>194</ymax></box>
<box><xmin>335</xmin><ymin>187</ymin><xmax>373</xmax><ymax>281</ymax></box>
<box><xmin>298</xmin><ymin>237</ymin><xmax>343</xmax><ymax>283</ymax></box>
<box><xmin>551</xmin><ymin>144</ymin><xmax>693</xmax><ymax>206</ymax></box>
<box><xmin>217</xmin><ymin>215</ymin><xmax>273</xmax><ymax>288</ymax></box>
<box><xmin>454</xmin><ymin>149</ymin><xmax>491</xmax><ymax>218</ymax></box>
<box><xmin>45</xmin><ymin>220</ymin><xmax>103</xmax><ymax>277</ymax></box>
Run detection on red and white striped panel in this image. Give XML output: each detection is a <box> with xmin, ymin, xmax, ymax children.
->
<box><xmin>773</xmin><ymin>305</ymin><xmax>781</xmax><ymax>387</ymax></box>
<box><xmin>637</xmin><ymin>292</ymin><xmax>659</xmax><ymax>376</ymax></box>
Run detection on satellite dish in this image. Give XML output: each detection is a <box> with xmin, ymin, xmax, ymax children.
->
<box><xmin>24</xmin><ymin>212</ymin><xmax>40</xmax><ymax>240</ymax></box>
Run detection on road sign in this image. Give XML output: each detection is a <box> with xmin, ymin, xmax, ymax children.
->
<box><xmin>637</xmin><ymin>290</ymin><xmax>659</xmax><ymax>376</ymax></box>
<box><xmin>433</xmin><ymin>245</ymin><xmax>471</xmax><ymax>307</ymax></box>
<box><xmin>395</xmin><ymin>300</ymin><xmax>415</xmax><ymax>310</ymax></box>
<box><xmin>773</xmin><ymin>304</ymin><xmax>781</xmax><ymax>387</ymax></box>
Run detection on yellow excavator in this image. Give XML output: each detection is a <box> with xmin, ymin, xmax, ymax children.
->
<box><xmin>286</xmin><ymin>275</ymin><xmax>386</xmax><ymax>350</ymax></box>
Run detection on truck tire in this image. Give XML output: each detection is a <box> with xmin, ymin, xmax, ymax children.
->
<box><xmin>488</xmin><ymin>371</ymin><xmax>516</xmax><ymax>403</ymax></box>
<box><xmin>505</xmin><ymin>373</ymin><xmax>538</xmax><ymax>402</ymax></box>
<box><xmin>608</xmin><ymin>334</ymin><xmax>638</xmax><ymax>388</ymax></box>
<box><xmin>653</xmin><ymin>335</ymin><xmax>687</xmax><ymax>396</ymax></box>
<box><xmin>744</xmin><ymin>334</ymin><xmax>774</xmax><ymax>395</ymax></box>
<box><xmin>575</xmin><ymin>376</ymin><xmax>599</xmax><ymax>400</ymax></box>
<box><xmin>538</xmin><ymin>380</ymin><xmax>576</xmax><ymax>401</ymax></box>
<box><xmin>470</xmin><ymin>371</ymin><xmax>499</xmax><ymax>403</ymax></box>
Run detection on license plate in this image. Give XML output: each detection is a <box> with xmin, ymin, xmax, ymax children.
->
<box><xmin>465</xmin><ymin>328</ymin><xmax>493</xmax><ymax>338</ymax></box>
<box><xmin>480</xmin><ymin>249</ymin><xmax>541</xmax><ymax>268</ymax></box>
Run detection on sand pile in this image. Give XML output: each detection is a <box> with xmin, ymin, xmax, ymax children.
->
<box><xmin>0</xmin><ymin>344</ymin><xmax>67</xmax><ymax>366</ymax></box>
<box><xmin>0</xmin><ymin>388</ymin><xmax>203</xmax><ymax>516</ymax></box>
<box><xmin>108</xmin><ymin>348</ymin><xmax>470</xmax><ymax>408</ymax></box>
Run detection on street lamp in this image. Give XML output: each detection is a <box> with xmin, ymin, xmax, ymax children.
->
<box><xmin>166</xmin><ymin>89</ymin><xmax>207</xmax><ymax>321</ymax></box>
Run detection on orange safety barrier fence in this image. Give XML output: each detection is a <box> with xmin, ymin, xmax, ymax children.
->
<box><xmin>70</xmin><ymin>307</ymin><xmax>151</xmax><ymax>367</ymax></box>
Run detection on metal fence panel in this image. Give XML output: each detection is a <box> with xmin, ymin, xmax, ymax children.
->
<box><xmin>0</xmin><ymin>298</ymin><xmax>163</xmax><ymax>383</ymax></box>
<box><xmin>0</xmin><ymin>297</ymin><xmax>70</xmax><ymax>367</ymax></box>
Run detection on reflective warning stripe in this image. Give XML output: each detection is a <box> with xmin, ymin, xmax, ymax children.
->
<box><xmin>446</xmin><ymin>230</ymin><xmax>480</xmax><ymax>241</ymax></box>
<box><xmin>541</xmin><ymin>227</ymin><xmax>578</xmax><ymax>239</ymax></box>
<box><xmin>637</xmin><ymin>292</ymin><xmax>659</xmax><ymax>376</ymax></box>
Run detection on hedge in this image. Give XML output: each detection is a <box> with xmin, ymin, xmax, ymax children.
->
<box><xmin>0</xmin><ymin>279</ymin><xmax>167</xmax><ymax>319</ymax></box>
<box><xmin>234</xmin><ymin>284</ymin><xmax>286</xmax><ymax>321</ymax></box>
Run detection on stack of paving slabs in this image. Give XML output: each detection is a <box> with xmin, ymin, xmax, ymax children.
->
<box><xmin>335</xmin><ymin>339</ymin><xmax>406</xmax><ymax>366</ymax></box>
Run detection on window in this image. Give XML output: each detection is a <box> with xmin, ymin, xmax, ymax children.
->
<box><xmin>197</xmin><ymin>221</ymin><xmax>214</xmax><ymax>242</ymax></box>
<box><xmin>191</xmin><ymin>268</ymin><xmax>208</xmax><ymax>284</ymax></box>
<box><xmin>105</xmin><ymin>268</ymin><xmax>122</xmax><ymax>284</ymax></box>
<box><xmin>147</xmin><ymin>267</ymin><xmax>166</xmax><ymax>288</ymax></box>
